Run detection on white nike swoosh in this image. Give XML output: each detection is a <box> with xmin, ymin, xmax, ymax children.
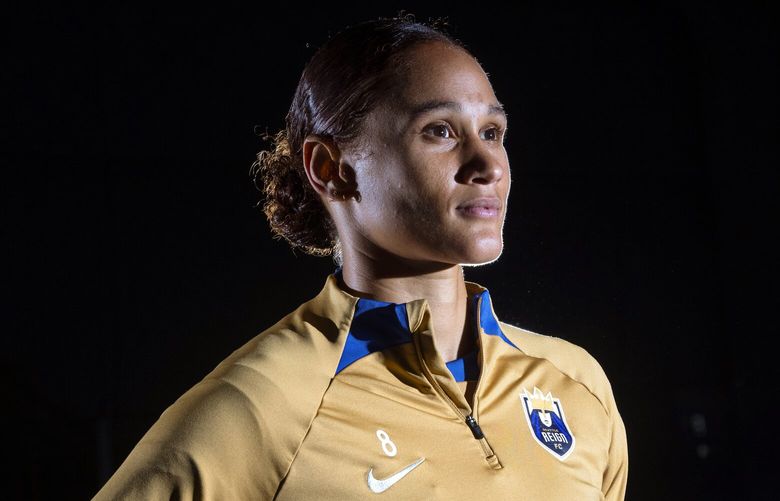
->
<box><xmin>366</xmin><ymin>457</ymin><xmax>426</xmax><ymax>493</ymax></box>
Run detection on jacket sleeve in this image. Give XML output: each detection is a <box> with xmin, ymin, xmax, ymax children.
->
<box><xmin>93</xmin><ymin>277</ymin><xmax>353</xmax><ymax>500</ymax></box>
<box><xmin>91</xmin><ymin>444</ymin><xmax>203</xmax><ymax>500</ymax></box>
<box><xmin>92</xmin><ymin>377</ymin><xmax>287</xmax><ymax>500</ymax></box>
<box><xmin>602</xmin><ymin>382</ymin><xmax>629</xmax><ymax>501</ymax></box>
<box><xmin>498</xmin><ymin>321</ymin><xmax>629</xmax><ymax>499</ymax></box>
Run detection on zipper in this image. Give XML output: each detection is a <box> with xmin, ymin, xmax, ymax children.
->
<box><xmin>469</xmin><ymin>299</ymin><xmax>501</xmax><ymax>469</ymax></box>
<box><xmin>465</xmin><ymin>308</ymin><xmax>503</xmax><ymax>470</ymax></box>
<box><xmin>424</xmin><ymin>370</ymin><xmax>502</xmax><ymax>470</ymax></box>
<box><xmin>465</xmin><ymin>414</ymin><xmax>502</xmax><ymax>469</ymax></box>
<box><xmin>413</xmin><ymin>305</ymin><xmax>503</xmax><ymax>470</ymax></box>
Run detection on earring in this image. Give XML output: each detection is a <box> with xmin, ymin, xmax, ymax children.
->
<box><xmin>329</xmin><ymin>188</ymin><xmax>360</xmax><ymax>202</ymax></box>
<box><xmin>328</xmin><ymin>188</ymin><xmax>345</xmax><ymax>201</ymax></box>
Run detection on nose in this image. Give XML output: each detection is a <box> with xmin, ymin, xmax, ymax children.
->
<box><xmin>455</xmin><ymin>136</ymin><xmax>506</xmax><ymax>185</ymax></box>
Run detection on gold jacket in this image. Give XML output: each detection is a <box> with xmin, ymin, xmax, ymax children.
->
<box><xmin>94</xmin><ymin>273</ymin><xmax>628</xmax><ymax>500</ymax></box>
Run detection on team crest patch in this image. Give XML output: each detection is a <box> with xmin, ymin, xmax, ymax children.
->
<box><xmin>519</xmin><ymin>387</ymin><xmax>575</xmax><ymax>460</ymax></box>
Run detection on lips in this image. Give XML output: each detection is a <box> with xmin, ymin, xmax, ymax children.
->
<box><xmin>456</xmin><ymin>197</ymin><xmax>502</xmax><ymax>218</ymax></box>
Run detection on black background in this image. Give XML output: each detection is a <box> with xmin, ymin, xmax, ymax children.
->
<box><xmin>4</xmin><ymin>2</ymin><xmax>777</xmax><ymax>499</ymax></box>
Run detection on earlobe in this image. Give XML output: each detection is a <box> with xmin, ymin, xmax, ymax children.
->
<box><xmin>331</xmin><ymin>162</ymin><xmax>361</xmax><ymax>202</ymax></box>
<box><xmin>328</xmin><ymin>186</ymin><xmax>362</xmax><ymax>203</ymax></box>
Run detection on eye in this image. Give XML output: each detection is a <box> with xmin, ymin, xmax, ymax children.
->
<box><xmin>423</xmin><ymin>123</ymin><xmax>453</xmax><ymax>139</ymax></box>
<box><xmin>481</xmin><ymin>125</ymin><xmax>505</xmax><ymax>142</ymax></box>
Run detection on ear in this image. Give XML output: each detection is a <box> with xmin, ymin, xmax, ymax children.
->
<box><xmin>302</xmin><ymin>134</ymin><xmax>358</xmax><ymax>201</ymax></box>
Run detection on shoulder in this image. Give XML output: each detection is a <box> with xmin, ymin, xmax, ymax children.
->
<box><xmin>173</xmin><ymin>292</ymin><xmax>353</xmax><ymax>443</ymax></box>
<box><xmin>499</xmin><ymin>322</ymin><xmax>629</xmax><ymax>497</ymax></box>
<box><xmin>207</xmin><ymin>298</ymin><xmax>349</xmax><ymax>392</ymax></box>
<box><xmin>148</xmin><ymin>275</ymin><xmax>356</xmax><ymax>452</ymax></box>
<box><xmin>499</xmin><ymin>321</ymin><xmax>619</xmax><ymax>416</ymax></box>
<box><xmin>95</xmin><ymin>290</ymin><xmax>355</xmax><ymax>499</ymax></box>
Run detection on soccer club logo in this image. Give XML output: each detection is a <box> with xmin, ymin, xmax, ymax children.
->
<box><xmin>519</xmin><ymin>387</ymin><xmax>575</xmax><ymax>460</ymax></box>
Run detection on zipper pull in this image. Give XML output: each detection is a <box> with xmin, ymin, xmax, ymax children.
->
<box><xmin>465</xmin><ymin>414</ymin><xmax>484</xmax><ymax>440</ymax></box>
<box><xmin>466</xmin><ymin>414</ymin><xmax>503</xmax><ymax>470</ymax></box>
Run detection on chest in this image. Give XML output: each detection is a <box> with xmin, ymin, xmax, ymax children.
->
<box><xmin>274</xmin><ymin>363</ymin><xmax>610</xmax><ymax>500</ymax></box>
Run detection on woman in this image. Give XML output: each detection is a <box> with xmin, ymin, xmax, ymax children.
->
<box><xmin>94</xmin><ymin>15</ymin><xmax>627</xmax><ymax>500</ymax></box>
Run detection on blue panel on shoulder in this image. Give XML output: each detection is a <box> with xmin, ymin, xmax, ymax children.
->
<box><xmin>445</xmin><ymin>349</ymin><xmax>480</xmax><ymax>382</ymax></box>
<box><xmin>335</xmin><ymin>299</ymin><xmax>412</xmax><ymax>374</ymax></box>
<box><xmin>478</xmin><ymin>289</ymin><xmax>519</xmax><ymax>350</ymax></box>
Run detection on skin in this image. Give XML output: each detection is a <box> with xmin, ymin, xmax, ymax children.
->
<box><xmin>302</xmin><ymin>41</ymin><xmax>510</xmax><ymax>363</ymax></box>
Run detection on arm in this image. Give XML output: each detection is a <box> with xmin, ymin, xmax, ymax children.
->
<box><xmin>92</xmin><ymin>378</ymin><xmax>282</xmax><ymax>500</ymax></box>
<box><xmin>602</xmin><ymin>385</ymin><xmax>629</xmax><ymax>501</ymax></box>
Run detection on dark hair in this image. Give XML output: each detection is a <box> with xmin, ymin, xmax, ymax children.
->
<box><xmin>250</xmin><ymin>13</ymin><xmax>467</xmax><ymax>264</ymax></box>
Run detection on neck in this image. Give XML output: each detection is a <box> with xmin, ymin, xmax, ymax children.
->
<box><xmin>338</xmin><ymin>245</ymin><xmax>475</xmax><ymax>362</ymax></box>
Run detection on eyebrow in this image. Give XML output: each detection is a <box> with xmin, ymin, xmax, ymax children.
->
<box><xmin>406</xmin><ymin>99</ymin><xmax>507</xmax><ymax>120</ymax></box>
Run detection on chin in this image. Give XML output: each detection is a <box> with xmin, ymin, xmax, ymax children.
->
<box><xmin>458</xmin><ymin>238</ymin><xmax>504</xmax><ymax>267</ymax></box>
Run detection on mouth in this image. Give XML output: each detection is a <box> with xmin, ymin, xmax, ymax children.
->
<box><xmin>455</xmin><ymin>197</ymin><xmax>502</xmax><ymax>218</ymax></box>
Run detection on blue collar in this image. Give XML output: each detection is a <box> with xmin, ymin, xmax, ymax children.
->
<box><xmin>333</xmin><ymin>270</ymin><xmax>517</xmax><ymax>380</ymax></box>
<box><xmin>445</xmin><ymin>348</ymin><xmax>480</xmax><ymax>382</ymax></box>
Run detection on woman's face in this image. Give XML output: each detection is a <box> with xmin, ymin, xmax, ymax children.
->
<box><xmin>341</xmin><ymin>41</ymin><xmax>510</xmax><ymax>267</ymax></box>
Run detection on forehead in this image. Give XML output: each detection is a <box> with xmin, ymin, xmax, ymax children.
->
<box><xmin>392</xmin><ymin>41</ymin><xmax>500</xmax><ymax>112</ymax></box>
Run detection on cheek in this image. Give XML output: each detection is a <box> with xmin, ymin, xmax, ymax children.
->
<box><xmin>390</xmin><ymin>170</ymin><xmax>451</xmax><ymax>226</ymax></box>
<box><xmin>355</xmin><ymin>148</ymin><xmax>455</xmax><ymax>234</ymax></box>
<box><xmin>352</xmin><ymin>169</ymin><xmax>411</xmax><ymax>235</ymax></box>
<box><xmin>356</xmin><ymin>180</ymin><xmax>447</xmax><ymax>247</ymax></box>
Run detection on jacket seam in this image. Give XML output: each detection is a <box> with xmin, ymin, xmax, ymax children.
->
<box><xmin>521</xmin><ymin>352</ymin><xmax>610</xmax><ymax>419</ymax></box>
<box><xmin>272</xmin><ymin>376</ymin><xmax>338</xmax><ymax>499</ymax></box>
<box><xmin>205</xmin><ymin>362</ymin><xmax>339</xmax><ymax>499</ymax></box>
<box><xmin>273</xmin><ymin>300</ymin><xmax>358</xmax><ymax>498</ymax></box>
<box><xmin>499</xmin><ymin>323</ymin><xmax>612</xmax><ymax>420</ymax></box>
